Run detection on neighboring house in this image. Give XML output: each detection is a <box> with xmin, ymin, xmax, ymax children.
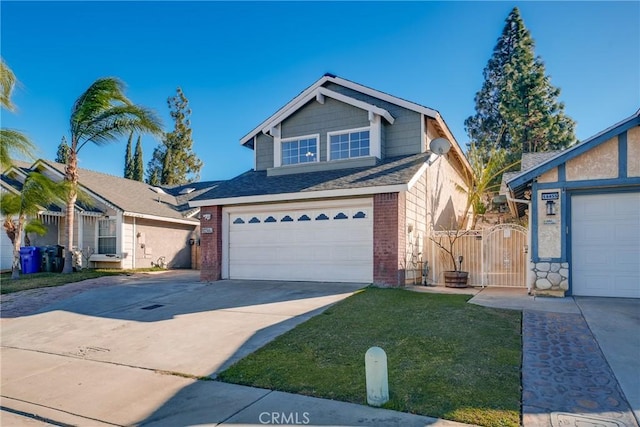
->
<box><xmin>0</xmin><ymin>161</ymin><xmax>34</xmax><ymax>271</ymax></box>
<box><xmin>189</xmin><ymin>74</ymin><xmax>472</xmax><ymax>286</ymax></box>
<box><xmin>505</xmin><ymin>110</ymin><xmax>640</xmax><ymax>298</ymax></box>
<box><xmin>1</xmin><ymin>159</ymin><xmax>219</xmax><ymax>271</ymax></box>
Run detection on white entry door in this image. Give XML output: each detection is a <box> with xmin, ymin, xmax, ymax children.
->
<box><xmin>224</xmin><ymin>199</ymin><xmax>373</xmax><ymax>283</ymax></box>
<box><xmin>571</xmin><ymin>192</ymin><xmax>640</xmax><ymax>298</ymax></box>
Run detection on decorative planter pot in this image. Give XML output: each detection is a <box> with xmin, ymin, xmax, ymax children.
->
<box><xmin>443</xmin><ymin>271</ymin><xmax>469</xmax><ymax>288</ymax></box>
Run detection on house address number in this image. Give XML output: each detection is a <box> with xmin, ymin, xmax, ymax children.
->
<box><xmin>541</xmin><ymin>192</ymin><xmax>559</xmax><ymax>200</ymax></box>
<box><xmin>202</xmin><ymin>227</ymin><xmax>213</xmax><ymax>234</ymax></box>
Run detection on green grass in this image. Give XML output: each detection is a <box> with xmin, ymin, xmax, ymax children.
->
<box><xmin>0</xmin><ymin>268</ymin><xmax>160</xmax><ymax>294</ymax></box>
<box><xmin>218</xmin><ymin>287</ymin><xmax>522</xmax><ymax>427</ymax></box>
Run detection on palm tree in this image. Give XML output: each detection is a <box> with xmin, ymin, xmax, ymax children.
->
<box><xmin>1</xmin><ymin>58</ymin><xmax>16</xmax><ymax>111</ymax></box>
<box><xmin>1</xmin><ymin>59</ymin><xmax>35</xmax><ymax>168</ymax></box>
<box><xmin>62</xmin><ymin>77</ymin><xmax>162</xmax><ymax>273</ymax></box>
<box><xmin>0</xmin><ymin>129</ymin><xmax>33</xmax><ymax>169</ymax></box>
<box><xmin>1</xmin><ymin>172</ymin><xmax>66</xmax><ymax>279</ymax></box>
<box><xmin>458</xmin><ymin>143</ymin><xmax>520</xmax><ymax>229</ymax></box>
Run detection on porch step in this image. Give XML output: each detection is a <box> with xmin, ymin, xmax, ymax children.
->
<box><xmin>533</xmin><ymin>288</ymin><xmax>566</xmax><ymax>298</ymax></box>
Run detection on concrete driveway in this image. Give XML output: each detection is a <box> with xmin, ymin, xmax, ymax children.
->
<box><xmin>575</xmin><ymin>297</ymin><xmax>640</xmax><ymax>424</ymax></box>
<box><xmin>0</xmin><ymin>271</ymin><xmax>367</xmax><ymax>426</ymax></box>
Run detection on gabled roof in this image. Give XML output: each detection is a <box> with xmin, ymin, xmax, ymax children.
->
<box><xmin>30</xmin><ymin>160</ymin><xmax>219</xmax><ymax>223</ymax></box>
<box><xmin>240</xmin><ymin>74</ymin><xmax>441</xmax><ymax>148</ymax></box>
<box><xmin>239</xmin><ymin>73</ymin><xmax>472</xmax><ymax>177</ymax></box>
<box><xmin>190</xmin><ymin>153</ymin><xmax>429</xmax><ymax>207</ymax></box>
<box><xmin>500</xmin><ymin>151</ymin><xmax>561</xmax><ymax>195</ymax></box>
<box><xmin>1</xmin><ymin>162</ymin><xmax>65</xmax><ymax>213</ymax></box>
<box><xmin>504</xmin><ymin>109</ymin><xmax>640</xmax><ymax>217</ymax></box>
<box><xmin>507</xmin><ymin>109</ymin><xmax>640</xmax><ymax>190</ymax></box>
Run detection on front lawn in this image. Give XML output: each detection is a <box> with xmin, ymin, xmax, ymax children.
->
<box><xmin>218</xmin><ymin>287</ymin><xmax>522</xmax><ymax>427</ymax></box>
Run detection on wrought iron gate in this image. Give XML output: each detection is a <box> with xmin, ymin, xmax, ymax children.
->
<box><xmin>428</xmin><ymin>224</ymin><xmax>528</xmax><ymax>287</ymax></box>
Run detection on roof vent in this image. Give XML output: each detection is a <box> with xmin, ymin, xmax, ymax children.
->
<box><xmin>151</xmin><ymin>186</ymin><xmax>167</xmax><ymax>194</ymax></box>
<box><xmin>179</xmin><ymin>187</ymin><xmax>195</xmax><ymax>194</ymax></box>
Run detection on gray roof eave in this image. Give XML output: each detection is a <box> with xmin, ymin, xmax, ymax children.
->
<box><xmin>190</xmin><ymin>153</ymin><xmax>429</xmax><ymax>207</ymax></box>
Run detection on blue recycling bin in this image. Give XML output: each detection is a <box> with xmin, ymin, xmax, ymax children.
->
<box><xmin>19</xmin><ymin>246</ymin><xmax>42</xmax><ymax>274</ymax></box>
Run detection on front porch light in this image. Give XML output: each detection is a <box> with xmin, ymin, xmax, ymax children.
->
<box><xmin>546</xmin><ymin>200</ymin><xmax>556</xmax><ymax>216</ymax></box>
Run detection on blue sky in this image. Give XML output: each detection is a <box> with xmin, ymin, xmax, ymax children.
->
<box><xmin>2</xmin><ymin>1</ymin><xmax>638</xmax><ymax>182</ymax></box>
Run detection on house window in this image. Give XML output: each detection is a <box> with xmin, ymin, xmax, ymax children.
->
<box><xmin>281</xmin><ymin>136</ymin><xmax>318</xmax><ymax>165</ymax></box>
<box><xmin>330</xmin><ymin>129</ymin><xmax>370</xmax><ymax>160</ymax></box>
<box><xmin>98</xmin><ymin>219</ymin><xmax>117</xmax><ymax>254</ymax></box>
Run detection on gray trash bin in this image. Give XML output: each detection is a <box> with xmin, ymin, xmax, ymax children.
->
<box><xmin>40</xmin><ymin>246</ymin><xmax>55</xmax><ymax>272</ymax></box>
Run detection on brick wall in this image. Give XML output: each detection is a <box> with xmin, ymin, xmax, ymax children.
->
<box><xmin>373</xmin><ymin>192</ymin><xmax>406</xmax><ymax>286</ymax></box>
<box><xmin>199</xmin><ymin>205</ymin><xmax>222</xmax><ymax>281</ymax></box>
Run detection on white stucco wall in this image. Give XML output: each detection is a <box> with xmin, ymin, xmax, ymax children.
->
<box><xmin>566</xmin><ymin>136</ymin><xmax>618</xmax><ymax>181</ymax></box>
<box><xmin>426</xmin><ymin>155</ymin><xmax>468</xmax><ymax>232</ymax></box>
<box><xmin>405</xmin><ymin>169</ymin><xmax>427</xmax><ymax>283</ymax></box>
<box><xmin>537</xmin><ymin>189</ymin><xmax>562</xmax><ymax>259</ymax></box>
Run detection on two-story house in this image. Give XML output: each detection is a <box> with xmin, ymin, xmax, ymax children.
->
<box><xmin>190</xmin><ymin>74</ymin><xmax>472</xmax><ymax>286</ymax></box>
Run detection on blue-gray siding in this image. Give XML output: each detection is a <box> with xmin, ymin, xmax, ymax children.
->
<box><xmin>323</xmin><ymin>82</ymin><xmax>422</xmax><ymax>157</ymax></box>
<box><xmin>282</xmin><ymin>98</ymin><xmax>369</xmax><ymax>162</ymax></box>
<box><xmin>255</xmin><ymin>133</ymin><xmax>274</xmax><ymax>171</ymax></box>
<box><xmin>255</xmin><ymin>82</ymin><xmax>423</xmax><ymax>171</ymax></box>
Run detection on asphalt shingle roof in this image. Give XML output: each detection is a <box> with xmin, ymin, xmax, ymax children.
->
<box><xmin>40</xmin><ymin>160</ymin><xmax>218</xmax><ymax>220</ymax></box>
<box><xmin>520</xmin><ymin>151</ymin><xmax>562</xmax><ymax>171</ymax></box>
<box><xmin>192</xmin><ymin>153</ymin><xmax>429</xmax><ymax>202</ymax></box>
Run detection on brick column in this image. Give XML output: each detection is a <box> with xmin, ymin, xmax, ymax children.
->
<box><xmin>373</xmin><ymin>192</ymin><xmax>406</xmax><ymax>287</ymax></box>
<box><xmin>199</xmin><ymin>205</ymin><xmax>222</xmax><ymax>281</ymax></box>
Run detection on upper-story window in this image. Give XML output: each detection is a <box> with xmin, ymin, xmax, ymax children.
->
<box><xmin>329</xmin><ymin>128</ymin><xmax>370</xmax><ymax>160</ymax></box>
<box><xmin>281</xmin><ymin>135</ymin><xmax>318</xmax><ymax>165</ymax></box>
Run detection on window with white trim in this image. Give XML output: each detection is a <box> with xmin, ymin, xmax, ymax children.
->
<box><xmin>98</xmin><ymin>218</ymin><xmax>117</xmax><ymax>254</ymax></box>
<box><xmin>329</xmin><ymin>129</ymin><xmax>370</xmax><ymax>160</ymax></box>
<box><xmin>281</xmin><ymin>136</ymin><xmax>318</xmax><ymax>165</ymax></box>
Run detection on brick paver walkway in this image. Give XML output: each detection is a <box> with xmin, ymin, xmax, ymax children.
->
<box><xmin>523</xmin><ymin>310</ymin><xmax>638</xmax><ymax>427</ymax></box>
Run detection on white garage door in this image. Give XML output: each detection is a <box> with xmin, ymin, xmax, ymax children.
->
<box><xmin>572</xmin><ymin>192</ymin><xmax>640</xmax><ymax>298</ymax></box>
<box><xmin>224</xmin><ymin>200</ymin><xmax>373</xmax><ymax>283</ymax></box>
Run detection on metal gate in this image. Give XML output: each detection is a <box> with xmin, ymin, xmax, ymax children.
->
<box><xmin>482</xmin><ymin>224</ymin><xmax>527</xmax><ymax>287</ymax></box>
<box><xmin>428</xmin><ymin>224</ymin><xmax>528</xmax><ymax>287</ymax></box>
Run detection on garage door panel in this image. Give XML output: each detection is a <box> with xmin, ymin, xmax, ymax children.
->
<box><xmin>227</xmin><ymin>201</ymin><xmax>373</xmax><ymax>283</ymax></box>
<box><xmin>572</xmin><ymin>192</ymin><xmax>640</xmax><ymax>298</ymax></box>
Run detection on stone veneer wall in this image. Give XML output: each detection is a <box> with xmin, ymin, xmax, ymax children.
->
<box><xmin>531</xmin><ymin>261</ymin><xmax>569</xmax><ymax>292</ymax></box>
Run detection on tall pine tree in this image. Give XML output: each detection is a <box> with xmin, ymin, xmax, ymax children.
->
<box><xmin>465</xmin><ymin>7</ymin><xmax>576</xmax><ymax>165</ymax></box>
<box><xmin>124</xmin><ymin>131</ymin><xmax>134</xmax><ymax>179</ymax></box>
<box><xmin>55</xmin><ymin>136</ymin><xmax>71</xmax><ymax>164</ymax></box>
<box><xmin>132</xmin><ymin>135</ymin><xmax>144</xmax><ymax>181</ymax></box>
<box><xmin>146</xmin><ymin>87</ymin><xmax>202</xmax><ymax>185</ymax></box>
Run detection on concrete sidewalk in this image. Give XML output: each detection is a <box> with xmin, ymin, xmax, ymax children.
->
<box><xmin>1</xmin><ymin>348</ymin><xmax>468</xmax><ymax>427</ymax></box>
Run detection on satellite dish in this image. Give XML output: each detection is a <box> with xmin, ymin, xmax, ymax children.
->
<box><xmin>429</xmin><ymin>138</ymin><xmax>451</xmax><ymax>155</ymax></box>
